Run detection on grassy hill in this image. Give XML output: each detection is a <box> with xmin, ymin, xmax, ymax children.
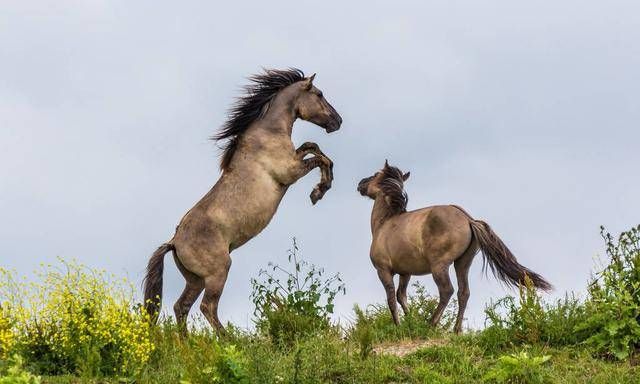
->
<box><xmin>1</xmin><ymin>226</ymin><xmax>639</xmax><ymax>383</ymax></box>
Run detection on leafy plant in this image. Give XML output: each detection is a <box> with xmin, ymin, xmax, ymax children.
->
<box><xmin>578</xmin><ymin>225</ymin><xmax>640</xmax><ymax>360</ymax></box>
<box><xmin>216</xmin><ymin>345</ymin><xmax>249</xmax><ymax>384</ymax></box>
<box><xmin>0</xmin><ymin>261</ymin><xmax>154</xmax><ymax>376</ymax></box>
<box><xmin>0</xmin><ymin>355</ymin><xmax>41</xmax><ymax>384</ymax></box>
<box><xmin>352</xmin><ymin>305</ymin><xmax>374</xmax><ymax>359</ymax></box>
<box><xmin>413</xmin><ymin>364</ymin><xmax>453</xmax><ymax>384</ymax></box>
<box><xmin>250</xmin><ymin>238</ymin><xmax>346</xmax><ymax>345</ymax></box>
<box><xmin>185</xmin><ymin>345</ymin><xmax>248</xmax><ymax>384</ymax></box>
<box><xmin>479</xmin><ymin>277</ymin><xmax>587</xmax><ymax>352</ymax></box>
<box><xmin>483</xmin><ymin>351</ymin><xmax>551</xmax><ymax>384</ymax></box>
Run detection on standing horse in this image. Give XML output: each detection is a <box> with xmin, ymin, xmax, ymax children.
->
<box><xmin>357</xmin><ymin>161</ymin><xmax>551</xmax><ymax>333</ymax></box>
<box><xmin>143</xmin><ymin>68</ymin><xmax>342</xmax><ymax>331</ymax></box>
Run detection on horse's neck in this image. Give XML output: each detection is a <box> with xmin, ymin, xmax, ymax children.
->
<box><xmin>254</xmin><ymin>102</ymin><xmax>296</xmax><ymax>137</ymax></box>
<box><xmin>225</xmin><ymin>103</ymin><xmax>297</xmax><ymax>184</ymax></box>
<box><xmin>371</xmin><ymin>196</ymin><xmax>393</xmax><ymax>235</ymax></box>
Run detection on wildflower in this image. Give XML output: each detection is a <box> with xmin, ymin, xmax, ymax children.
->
<box><xmin>0</xmin><ymin>260</ymin><xmax>154</xmax><ymax>375</ymax></box>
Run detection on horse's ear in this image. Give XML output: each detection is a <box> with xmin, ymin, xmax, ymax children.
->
<box><xmin>384</xmin><ymin>159</ymin><xmax>389</xmax><ymax>168</ymax></box>
<box><xmin>303</xmin><ymin>73</ymin><xmax>316</xmax><ymax>90</ymax></box>
<box><xmin>403</xmin><ymin>172</ymin><xmax>411</xmax><ymax>181</ymax></box>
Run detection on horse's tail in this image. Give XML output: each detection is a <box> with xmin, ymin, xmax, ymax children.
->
<box><xmin>143</xmin><ymin>242</ymin><xmax>174</xmax><ymax>321</ymax></box>
<box><xmin>469</xmin><ymin>219</ymin><xmax>552</xmax><ymax>291</ymax></box>
<box><xmin>450</xmin><ymin>206</ymin><xmax>552</xmax><ymax>291</ymax></box>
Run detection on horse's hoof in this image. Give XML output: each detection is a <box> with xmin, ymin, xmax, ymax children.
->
<box><xmin>310</xmin><ymin>188</ymin><xmax>324</xmax><ymax>204</ymax></box>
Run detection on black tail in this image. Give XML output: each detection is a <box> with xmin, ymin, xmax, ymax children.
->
<box><xmin>469</xmin><ymin>220</ymin><xmax>552</xmax><ymax>291</ymax></box>
<box><xmin>143</xmin><ymin>243</ymin><xmax>174</xmax><ymax>321</ymax></box>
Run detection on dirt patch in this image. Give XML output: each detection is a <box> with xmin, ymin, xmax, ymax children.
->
<box><xmin>373</xmin><ymin>338</ymin><xmax>449</xmax><ymax>357</ymax></box>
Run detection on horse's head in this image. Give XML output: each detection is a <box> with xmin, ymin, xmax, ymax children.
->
<box><xmin>358</xmin><ymin>160</ymin><xmax>410</xmax><ymax>201</ymax></box>
<box><xmin>294</xmin><ymin>74</ymin><xmax>342</xmax><ymax>133</ymax></box>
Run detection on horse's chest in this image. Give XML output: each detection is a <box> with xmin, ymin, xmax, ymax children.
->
<box><xmin>256</xmin><ymin>149</ymin><xmax>299</xmax><ymax>185</ymax></box>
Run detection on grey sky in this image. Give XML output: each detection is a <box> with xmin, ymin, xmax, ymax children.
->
<box><xmin>1</xmin><ymin>1</ymin><xmax>639</xmax><ymax>328</ymax></box>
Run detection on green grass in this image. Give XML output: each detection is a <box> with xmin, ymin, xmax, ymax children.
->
<box><xmin>4</xmin><ymin>226</ymin><xmax>640</xmax><ymax>383</ymax></box>
<box><xmin>28</xmin><ymin>286</ymin><xmax>639</xmax><ymax>384</ymax></box>
<box><xmin>33</xmin><ymin>327</ymin><xmax>639</xmax><ymax>384</ymax></box>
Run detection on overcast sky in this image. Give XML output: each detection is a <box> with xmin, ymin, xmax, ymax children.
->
<box><xmin>1</xmin><ymin>1</ymin><xmax>639</xmax><ymax>329</ymax></box>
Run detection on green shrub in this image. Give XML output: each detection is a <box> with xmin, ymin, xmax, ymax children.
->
<box><xmin>351</xmin><ymin>305</ymin><xmax>374</xmax><ymax>359</ymax></box>
<box><xmin>250</xmin><ymin>239</ymin><xmax>345</xmax><ymax>346</ymax></box>
<box><xmin>478</xmin><ymin>278</ymin><xmax>587</xmax><ymax>352</ymax></box>
<box><xmin>578</xmin><ymin>225</ymin><xmax>640</xmax><ymax>360</ymax></box>
<box><xmin>0</xmin><ymin>261</ymin><xmax>154</xmax><ymax>377</ymax></box>
<box><xmin>350</xmin><ymin>282</ymin><xmax>455</xmax><ymax>343</ymax></box>
<box><xmin>413</xmin><ymin>365</ymin><xmax>452</xmax><ymax>384</ymax></box>
<box><xmin>483</xmin><ymin>351</ymin><xmax>551</xmax><ymax>384</ymax></box>
<box><xmin>0</xmin><ymin>355</ymin><xmax>40</xmax><ymax>384</ymax></box>
<box><xmin>182</xmin><ymin>344</ymin><xmax>248</xmax><ymax>384</ymax></box>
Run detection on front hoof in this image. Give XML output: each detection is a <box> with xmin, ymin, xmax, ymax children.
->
<box><xmin>310</xmin><ymin>188</ymin><xmax>324</xmax><ymax>205</ymax></box>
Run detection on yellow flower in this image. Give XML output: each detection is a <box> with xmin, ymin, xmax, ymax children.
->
<box><xmin>0</xmin><ymin>260</ymin><xmax>154</xmax><ymax>374</ymax></box>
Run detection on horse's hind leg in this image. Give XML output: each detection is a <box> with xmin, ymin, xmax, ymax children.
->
<box><xmin>430</xmin><ymin>264</ymin><xmax>454</xmax><ymax>327</ymax></box>
<box><xmin>396</xmin><ymin>275</ymin><xmax>411</xmax><ymax>315</ymax></box>
<box><xmin>377</xmin><ymin>269</ymin><xmax>400</xmax><ymax>325</ymax></box>
<box><xmin>200</xmin><ymin>253</ymin><xmax>232</xmax><ymax>333</ymax></box>
<box><xmin>173</xmin><ymin>254</ymin><xmax>204</xmax><ymax>332</ymax></box>
<box><xmin>453</xmin><ymin>247</ymin><xmax>476</xmax><ymax>334</ymax></box>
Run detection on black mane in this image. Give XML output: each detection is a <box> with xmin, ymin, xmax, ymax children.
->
<box><xmin>380</xmin><ymin>165</ymin><xmax>408</xmax><ymax>215</ymax></box>
<box><xmin>213</xmin><ymin>68</ymin><xmax>306</xmax><ymax>170</ymax></box>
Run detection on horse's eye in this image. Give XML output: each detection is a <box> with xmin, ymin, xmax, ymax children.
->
<box><xmin>317</xmin><ymin>91</ymin><xmax>323</xmax><ymax>98</ymax></box>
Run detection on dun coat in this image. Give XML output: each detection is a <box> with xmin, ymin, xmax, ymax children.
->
<box><xmin>143</xmin><ymin>69</ymin><xmax>342</xmax><ymax>331</ymax></box>
<box><xmin>358</xmin><ymin>161</ymin><xmax>552</xmax><ymax>333</ymax></box>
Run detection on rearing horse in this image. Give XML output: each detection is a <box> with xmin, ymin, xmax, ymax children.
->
<box><xmin>144</xmin><ymin>69</ymin><xmax>342</xmax><ymax>331</ymax></box>
<box><xmin>358</xmin><ymin>161</ymin><xmax>551</xmax><ymax>333</ymax></box>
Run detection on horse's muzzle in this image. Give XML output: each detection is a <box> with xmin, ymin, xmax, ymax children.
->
<box><xmin>325</xmin><ymin>110</ymin><xmax>342</xmax><ymax>133</ymax></box>
<box><xmin>325</xmin><ymin>123</ymin><xmax>340</xmax><ymax>133</ymax></box>
<box><xmin>357</xmin><ymin>178</ymin><xmax>370</xmax><ymax>196</ymax></box>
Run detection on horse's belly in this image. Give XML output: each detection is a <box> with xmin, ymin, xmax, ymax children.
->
<box><xmin>393</xmin><ymin>256</ymin><xmax>431</xmax><ymax>276</ymax></box>
<box><xmin>381</xmin><ymin>228</ymin><xmax>432</xmax><ymax>275</ymax></box>
<box><xmin>229</xmin><ymin>187</ymin><xmax>286</xmax><ymax>249</ymax></box>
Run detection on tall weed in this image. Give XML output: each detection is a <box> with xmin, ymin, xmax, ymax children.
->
<box><xmin>479</xmin><ymin>278</ymin><xmax>587</xmax><ymax>352</ymax></box>
<box><xmin>250</xmin><ymin>239</ymin><xmax>345</xmax><ymax>346</ymax></box>
<box><xmin>578</xmin><ymin>225</ymin><xmax>640</xmax><ymax>359</ymax></box>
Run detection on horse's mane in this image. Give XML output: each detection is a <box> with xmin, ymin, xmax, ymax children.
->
<box><xmin>213</xmin><ymin>68</ymin><xmax>306</xmax><ymax>170</ymax></box>
<box><xmin>380</xmin><ymin>165</ymin><xmax>408</xmax><ymax>215</ymax></box>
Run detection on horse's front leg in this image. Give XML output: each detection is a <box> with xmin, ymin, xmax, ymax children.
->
<box><xmin>295</xmin><ymin>142</ymin><xmax>334</xmax><ymax>204</ymax></box>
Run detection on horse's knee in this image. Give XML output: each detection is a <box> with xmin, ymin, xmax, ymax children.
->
<box><xmin>382</xmin><ymin>282</ymin><xmax>395</xmax><ymax>297</ymax></box>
